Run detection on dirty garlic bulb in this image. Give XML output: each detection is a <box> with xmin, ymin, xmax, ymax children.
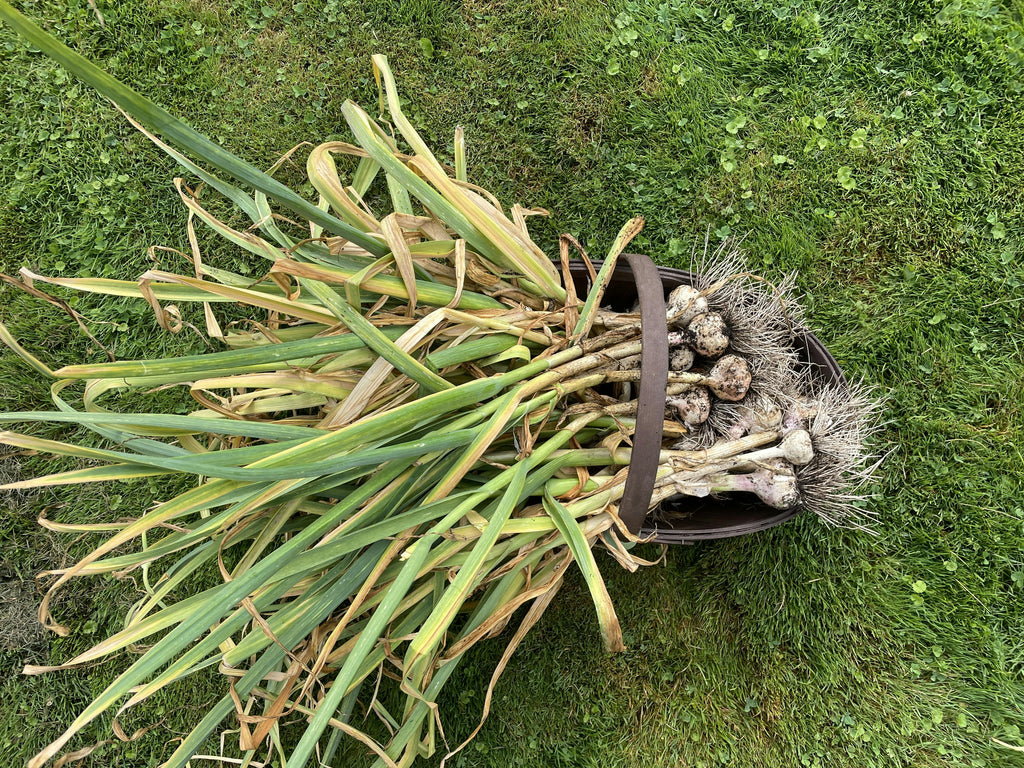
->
<box><xmin>666</xmin><ymin>285</ymin><xmax>708</xmax><ymax>326</ymax></box>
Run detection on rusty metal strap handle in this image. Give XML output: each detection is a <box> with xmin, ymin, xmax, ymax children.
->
<box><xmin>618</xmin><ymin>253</ymin><xmax>668</xmax><ymax>535</ymax></box>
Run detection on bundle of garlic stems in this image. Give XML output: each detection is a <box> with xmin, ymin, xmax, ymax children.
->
<box><xmin>0</xmin><ymin>9</ymin><xmax>879</xmax><ymax>767</ymax></box>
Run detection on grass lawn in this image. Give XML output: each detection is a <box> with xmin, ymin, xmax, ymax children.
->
<box><xmin>1</xmin><ymin>0</ymin><xmax>1023</xmax><ymax>766</ymax></box>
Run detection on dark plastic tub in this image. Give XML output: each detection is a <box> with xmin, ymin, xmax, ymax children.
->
<box><xmin>568</xmin><ymin>258</ymin><xmax>846</xmax><ymax>545</ymax></box>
